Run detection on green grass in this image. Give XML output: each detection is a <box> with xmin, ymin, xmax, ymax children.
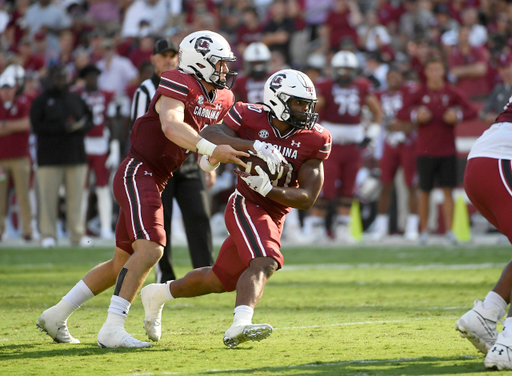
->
<box><xmin>1</xmin><ymin>244</ymin><xmax>511</xmax><ymax>375</ymax></box>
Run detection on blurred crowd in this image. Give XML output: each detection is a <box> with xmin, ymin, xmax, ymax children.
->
<box><xmin>0</xmin><ymin>0</ymin><xmax>511</xmax><ymax>247</ymax></box>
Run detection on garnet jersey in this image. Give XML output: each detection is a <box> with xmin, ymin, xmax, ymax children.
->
<box><xmin>397</xmin><ymin>83</ymin><xmax>477</xmax><ymax>156</ymax></box>
<box><xmin>232</xmin><ymin>74</ymin><xmax>269</xmax><ymax>104</ymax></box>
<box><xmin>76</xmin><ymin>89</ymin><xmax>116</xmax><ymax>138</ymax></box>
<box><xmin>0</xmin><ymin>96</ymin><xmax>30</xmax><ymax>160</ymax></box>
<box><xmin>224</xmin><ymin>102</ymin><xmax>332</xmax><ymax>220</ymax></box>
<box><xmin>316</xmin><ymin>77</ymin><xmax>372</xmax><ymax>125</ymax></box>
<box><xmin>376</xmin><ymin>83</ymin><xmax>418</xmax><ymax>127</ymax></box>
<box><xmin>129</xmin><ymin>69</ymin><xmax>234</xmax><ymax>189</ymax></box>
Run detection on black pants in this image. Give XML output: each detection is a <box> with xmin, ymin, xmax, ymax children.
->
<box><xmin>156</xmin><ymin>155</ymin><xmax>213</xmax><ymax>283</ymax></box>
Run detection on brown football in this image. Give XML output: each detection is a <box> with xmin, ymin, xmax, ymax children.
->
<box><xmin>239</xmin><ymin>155</ymin><xmax>289</xmax><ymax>181</ymax></box>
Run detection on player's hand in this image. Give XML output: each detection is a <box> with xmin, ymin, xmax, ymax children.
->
<box><xmin>105</xmin><ymin>140</ymin><xmax>120</xmax><ymax>169</ymax></box>
<box><xmin>387</xmin><ymin>131</ymin><xmax>406</xmax><ymax>147</ymax></box>
<box><xmin>443</xmin><ymin>108</ymin><xmax>459</xmax><ymax>125</ymax></box>
<box><xmin>234</xmin><ymin>166</ymin><xmax>273</xmax><ymax>197</ymax></box>
<box><xmin>416</xmin><ymin>106</ymin><xmax>432</xmax><ymax>124</ymax></box>
<box><xmin>211</xmin><ymin>145</ymin><xmax>249</xmax><ymax>169</ymax></box>
<box><xmin>250</xmin><ymin>140</ymin><xmax>286</xmax><ymax>176</ymax></box>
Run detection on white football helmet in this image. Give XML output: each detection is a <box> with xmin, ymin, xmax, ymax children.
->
<box><xmin>243</xmin><ymin>42</ymin><xmax>271</xmax><ymax>79</ymax></box>
<box><xmin>178</xmin><ymin>30</ymin><xmax>237</xmax><ymax>89</ymax></box>
<box><xmin>331</xmin><ymin>50</ymin><xmax>359</xmax><ymax>84</ymax></box>
<box><xmin>263</xmin><ymin>69</ymin><xmax>318</xmax><ymax>130</ymax></box>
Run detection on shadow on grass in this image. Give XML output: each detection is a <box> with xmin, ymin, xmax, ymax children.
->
<box><xmin>197</xmin><ymin>355</ymin><xmax>487</xmax><ymax>375</ymax></box>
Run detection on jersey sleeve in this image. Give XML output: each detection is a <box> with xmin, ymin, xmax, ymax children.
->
<box><xmin>223</xmin><ymin>102</ymin><xmax>245</xmax><ymax>132</ymax></box>
<box><xmin>158</xmin><ymin>71</ymin><xmax>190</xmax><ymax>101</ymax></box>
<box><xmin>312</xmin><ymin>123</ymin><xmax>332</xmax><ymax>160</ymax></box>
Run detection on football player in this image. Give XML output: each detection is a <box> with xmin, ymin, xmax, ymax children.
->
<box><xmin>140</xmin><ymin>69</ymin><xmax>332</xmax><ymax>348</ymax></box>
<box><xmin>232</xmin><ymin>42</ymin><xmax>272</xmax><ymax>104</ymax></box>
<box><xmin>75</xmin><ymin>64</ymin><xmax>118</xmax><ymax>240</ymax></box>
<box><xmin>315</xmin><ymin>50</ymin><xmax>382</xmax><ymax>241</ymax></box>
<box><xmin>456</xmin><ymin>90</ymin><xmax>512</xmax><ymax>370</ymax></box>
<box><xmin>36</xmin><ymin>30</ymin><xmax>280</xmax><ymax>349</ymax></box>
<box><xmin>370</xmin><ymin>66</ymin><xmax>420</xmax><ymax>241</ymax></box>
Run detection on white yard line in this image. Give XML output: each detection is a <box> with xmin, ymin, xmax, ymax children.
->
<box><xmin>281</xmin><ymin>262</ymin><xmax>507</xmax><ymax>271</ymax></box>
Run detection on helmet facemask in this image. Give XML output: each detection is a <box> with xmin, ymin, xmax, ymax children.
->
<box><xmin>333</xmin><ymin>67</ymin><xmax>357</xmax><ymax>85</ymax></box>
<box><xmin>276</xmin><ymin>92</ymin><xmax>318</xmax><ymax>130</ymax></box>
<box><xmin>246</xmin><ymin>61</ymin><xmax>269</xmax><ymax>80</ymax></box>
<box><xmin>206</xmin><ymin>54</ymin><xmax>237</xmax><ymax>89</ymax></box>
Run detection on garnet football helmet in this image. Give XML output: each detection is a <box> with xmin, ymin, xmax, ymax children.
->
<box><xmin>331</xmin><ymin>50</ymin><xmax>359</xmax><ymax>85</ymax></box>
<box><xmin>178</xmin><ymin>30</ymin><xmax>237</xmax><ymax>90</ymax></box>
<box><xmin>263</xmin><ymin>69</ymin><xmax>318</xmax><ymax>130</ymax></box>
<box><xmin>243</xmin><ymin>42</ymin><xmax>271</xmax><ymax>80</ymax></box>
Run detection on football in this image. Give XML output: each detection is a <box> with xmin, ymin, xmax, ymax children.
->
<box><xmin>239</xmin><ymin>154</ymin><xmax>289</xmax><ymax>181</ymax></box>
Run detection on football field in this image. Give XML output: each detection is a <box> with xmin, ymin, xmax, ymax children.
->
<box><xmin>2</xmin><ymin>244</ymin><xmax>512</xmax><ymax>375</ymax></box>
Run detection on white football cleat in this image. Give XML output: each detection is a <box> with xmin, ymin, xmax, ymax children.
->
<box><xmin>223</xmin><ymin>323</ymin><xmax>273</xmax><ymax>348</ymax></box>
<box><xmin>485</xmin><ymin>333</ymin><xmax>512</xmax><ymax>370</ymax></box>
<box><xmin>97</xmin><ymin>324</ymin><xmax>151</xmax><ymax>348</ymax></box>
<box><xmin>140</xmin><ymin>283</ymin><xmax>168</xmax><ymax>342</ymax></box>
<box><xmin>36</xmin><ymin>307</ymin><xmax>80</xmax><ymax>344</ymax></box>
<box><xmin>456</xmin><ymin>299</ymin><xmax>502</xmax><ymax>354</ymax></box>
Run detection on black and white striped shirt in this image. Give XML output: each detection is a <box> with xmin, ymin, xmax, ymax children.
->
<box><xmin>130</xmin><ymin>73</ymin><xmax>161</xmax><ymax>126</ymax></box>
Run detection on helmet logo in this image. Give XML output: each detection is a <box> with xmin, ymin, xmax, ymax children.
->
<box><xmin>258</xmin><ymin>129</ymin><xmax>269</xmax><ymax>139</ymax></box>
<box><xmin>270</xmin><ymin>73</ymin><xmax>286</xmax><ymax>90</ymax></box>
<box><xmin>194</xmin><ymin>37</ymin><xmax>213</xmax><ymax>56</ymax></box>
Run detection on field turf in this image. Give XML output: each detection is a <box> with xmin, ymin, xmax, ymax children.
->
<box><xmin>1</xmin><ymin>244</ymin><xmax>511</xmax><ymax>375</ymax></box>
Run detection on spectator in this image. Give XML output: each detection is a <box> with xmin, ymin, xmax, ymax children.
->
<box><xmin>236</xmin><ymin>6</ymin><xmax>264</xmax><ymax>54</ymax></box>
<box><xmin>360</xmin><ymin>10</ymin><xmax>392</xmax><ymax>53</ymax></box>
<box><xmin>398</xmin><ymin>0</ymin><xmax>434</xmax><ymax>51</ymax></box>
<box><xmin>125</xmin><ymin>60</ymin><xmax>154</xmax><ymax>102</ymax></box>
<box><xmin>0</xmin><ymin>72</ymin><xmax>33</xmax><ymax>242</ymax></box>
<box><xmin>97</xmin><ymin>39</ymin><xmax>138</xmax><ymax>97</ymax></box>
<box><xmin>4</xmin><ymin>0</ymin><xmax>30</xmax><ymax>50</ymax></box>
<box><xmin>49</xmin><ymin>30</ymin><xmax>75</xmax><ymax>69</ymax></box>
<box><xmin>75</xmin><ymin>64</ymin><xmax>118</xmax><ymax>240</ymax></box>
<box><xmin>461</xmin><ymin>7</ymin><xmax>488</xmax><ymax>47</ymax></box>
<box><xmin>448</xmin><ymin>25</ymin><xmax>489</xmax><ymax>99</ymax></box>
<box><xmin>16</xmin><ymin>37</ymin><xmax>46</xmax><ymax>78</ymax></box>
<box><xmin>397</xmin><ymin>57</ymin><xmax>477</xmax><ymax>245</ymax></box>
<box><xmin>131</xmin><ymin>37</ymin><xmax>214</xmax><ymax>283</ymax></box>
<box><xmin>120</xmin><ymin>0</ymin><xmax>171</xmax><ymax>38</ymax></box>
<box><xmin>67</xmin><ymin>2</ymin><xmax>94</xmax><ymax>50</ymax></box>
<box><xmin>25</xmin><ymin>0</ymin><xmax>71</xmax><ymax>59</ymax></box>
<box><xmin>320</xmin><ymin>0</ymin><xmax>362</xmax><ymax>52</ymax></box>
<box><xmin>302</xmin><ymin>0</ymin><xmax>333</xmax><ymax>42</ymax></box>
<box><xmin>261</xmin><ymin>0</ymin><xmax>296</xmax><ymax>65</ymax></box>
<box><xmin>480</xmin><ymin>54</ymin><xmax>512</xmax><ymax>125</ymax></box>
<box><xmin>128</xmin><ymin>35</ymin><xmax>154</xmax><ymax>70</ymax></box>
<box><xmin>233</xmin><ymin>42</ymin><xmax>272</xmax><ymax>103</ymax></box>
<box><xmin>30</xmin><ymin>64</ymin><xmax>94</xmax><ymax>247</ymax></box>
<box><xmin>86</xmin><ymin>0</ymin><xmax>121</xmax><ymax>33</ymax></box>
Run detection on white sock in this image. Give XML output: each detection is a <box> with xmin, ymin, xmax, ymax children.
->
<box><xmin>233</xmin><ymin>305</ymin><xmax>254</xmax><ymax>326</ymax></box>
<box><xmin>152</xmin><ymin>281</ymin><xmax>175</xmax><ymax>303</ymax></box>
<box><xmin>107</xmin><ymin>295</ymin><xmax>131</xmax><ymax>318</ymax></box>
<box><xmin>51</xmin><ymin>300</ymin><xmax>76</xmax><ymax>321</ymax></box>
<box><xmin>503</xmin><ymin>317</ymin><xmax>512</xmax><ymax>338</ymax></box>
<box><xmin>483</xmin><ymin>291</ymin><xmax>507</xmax><ymax>315</ymax></box>
<box><xmin>374</xmin><ymin>214</ymin><xmax>388</xmax><ymax>232</ymax></box>
<box><xmin>337</xmin><ymin>215</ymin><xmax>350</xmax><ymax>226</ymax></box>
<box><xmin>405</xmin><ymin>214</ymin><xmax>419</xmax><ymax>232</ymax></box>
<box><xmin>62</xmin><ymin>280</ymin><xmax>95</xmax><ymax>310</ymax></box>
<box><xmin>104</xmin><ymin>311</ymin><xmax>127</xmax><ymax>328</ymax></box>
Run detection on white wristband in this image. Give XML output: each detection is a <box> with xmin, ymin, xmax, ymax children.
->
<box><xmin>196</xmin><ymin>138</ymin><xmax>217</xmax><ymax>157</ymax></box>
<box><xmin>199</xmin><ymin>155</ymin><xmax>220</xmax><ymax>172</ymax></box>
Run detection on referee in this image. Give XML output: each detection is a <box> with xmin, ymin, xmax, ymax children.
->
<box><xmin>130</xmin><ymin>37</ymin><xmax>214</xmax><ymax>283</ymax></box>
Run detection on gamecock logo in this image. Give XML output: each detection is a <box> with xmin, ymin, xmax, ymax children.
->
<box><xmin>270</xmin><ymin>74</ymin><xmax>286</xmax><ymax>90</ymax></box>
<box><xmin>194</xmin><ymin>37</ymin><xmax>213</xmax><ymax>56</ymax></box>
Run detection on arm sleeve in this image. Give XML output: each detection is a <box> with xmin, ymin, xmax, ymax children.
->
<box><xmin>158</xmin><ymin>71</ymin><xmax>190</xmax><ymax>101</ymax></box>
<box><xmin>453</xmin><ymin>87</ymin><xmax>478</xmax><ymax>121</ymax></box>
<box><xmin>396</xmin><ymin>89</ymin><xmax>422</xmax><ymax>122</ymax></box>
<box><xmin>223</xmin><ymin>102</ymin><xmax>244</xmax><ymax>132</ymax></box>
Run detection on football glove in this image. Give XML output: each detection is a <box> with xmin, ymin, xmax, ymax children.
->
<box><xmin>234</xmin><ymin>165</ymin><xmax>273</xmax><ymax>197</ymax></box>
<box><xmin>251</xmin><ymin>140</ymin><xmax>286</xmax><ymax>176</ymax></box>
<box><xmin>386</xmin><ymin>131</ymin><xmax>406</xmax><ymax>147</ymax></box>
<box><xmin>105</xmin><ymin>139</ymin><xmax>120</xmax><ymax>169</ymax></box>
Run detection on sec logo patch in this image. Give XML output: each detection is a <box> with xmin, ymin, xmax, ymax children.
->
<box><xmin>258</xmin><ymin>130</ymin><xmax>269</xmax><ymax>139</ymax></box>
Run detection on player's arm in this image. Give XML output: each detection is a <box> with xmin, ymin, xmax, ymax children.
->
<box><xmin>156</xmin><ymin>96</ymin><xmax>248</xmax><ymax>166</ymax></box>
<box><xmin>365</xmin><ymin>94</ymin><xmax>383</xmax><ymax>124</ymax></box>
<box><xmin>265</xmin><ymin>158</ymin><xmax>324</xmax><ymax>210</ymax></box>
<box><xmin>200</xmin><ymin>123</ymin><xmax>256</xmax><ymax>153</ymax></box>
<box><xmin>0</xmin><ymin>117</ymin><xmax>30</xmax><ymax>136</ymax></box>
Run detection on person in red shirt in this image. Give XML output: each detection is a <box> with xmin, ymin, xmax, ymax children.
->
<box><xmin>36</xmin><ymin>31</ymin><xmax>252</xmax><ymax>349</ymax></box>
<box><xmin>128</xmin><ymin>35</ymin><xmax>154</xmax><ymax>70</ymax></box>
<box><xmin>236</xmin><ymin>6</ymin><xmax>265</xmax><ymax>53</ymax></box>
<box><xmin>320</xmin><ymin>0</ymin><xmax>362</xmax><ymax>51</ymax></box>
<box><xmin>397</xmin><ymin>57</ymin><xmax>477</xmax><ymax>244</ymax></box>
<box><xmin>140</xmin><ymin>69</ymin><xmax>331</xmax><ymax>348</ymax></box>
<box><xmin>4</xmin><ymin>0</ymin><xmax>30</xmax><ymax>50</ymax></box>
<box><xmin>0</xmin><ymin>73</ymin><xmax>32</xmax><ymax>242</ymax></box>
<box><xmin>17</xmin><ymin>37</ymin><xmax>46</xmax><ymax>78</ymax></box>
<box><xmin>448</xmin><ymin>25</ymin><xmax>489</xmax><ymax>99</ymax></box>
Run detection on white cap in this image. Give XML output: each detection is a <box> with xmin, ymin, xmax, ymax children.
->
<box><xmin>0</xmin><ymin>73</ymin><xmax>16</xmax><ymax>88</ymax></box>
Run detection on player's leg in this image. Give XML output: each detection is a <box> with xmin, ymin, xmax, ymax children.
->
<box><xmin>64</xmin><ymin>164</ymin><xmax>88</xmax><ymax>246</ymax></box>
<box><xmin>439</xmin><ymin>155</ymin><xmax>458</xmax><ymax>244</ymax></box>
<box><xmin>157</xmin><ymin>177</ymin><xmax>176</xmax><ymax>283</ymax></box>
<box><xmin>175</xmin><ymin>175</ymin><xmax>214</xmax><ymax>268</ymax></box>
<box><xmin>401</xmin><ymin>142</ymin><xmax>419</xmax><ymax>240</ymax></box>
<box><xmin>455</xmin><ymin>158</ymin><xmax>510</xmax><ymax>360</ymax></box>
<box><xmin>37</xmin><ymin>166</ymin><xmax>64</xmax><ymax>246</ymax></box>
<box><xmin>37</xmin><ymin>246</ymin><xmax>131</xmax><ymax>343</ymax></box>
<box><xmin>97</xmin><ymin>158</ymin><xmax>166</xmax><ymax>348</ymax></box>
<box><xmin>10</xmin><ymin>158</ymin><xmax>32</xmax><ymax>239</ymax></box>
<box><xmin>416</xmin><ymin>156</ymin><xmax>435</xmax><ymax>244</ymax></box>
<box><xmin>372</xmin><ymin>143</ymin><xmax>400</xmax><ymax>240</ymax></box>
<box><xmin>93</xmin><ymin>153</ymin><xmax>114</xmax><ymax>239</ymax></box>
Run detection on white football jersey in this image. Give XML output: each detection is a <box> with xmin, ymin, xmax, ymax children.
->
<box><xmin>468</xmin><ymin>122</ymin><xmax>512</xmax><ymax>160</ymax></box>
